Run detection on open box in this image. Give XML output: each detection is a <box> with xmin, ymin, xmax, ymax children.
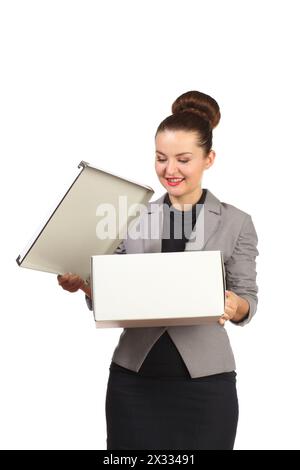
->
<box><xmin>91</xmin><ymin>250</ymin><xmax>226</xmax><ymax>328</ymax></box>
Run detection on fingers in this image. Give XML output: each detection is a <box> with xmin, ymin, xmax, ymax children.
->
<box><xmin>57</xmin><ymin>273</ymin><xmax>84</xmax><ymax>292</ymax></box>
<box><xmin>222</xmin><ymin>313</ymin><xmax>231</xmax><ymax>321</ymax></box>
<box><xmin>219</xmin><ymin>291</ymin><xmax>239</xmax><ymax>326</ymax></box>
<box><xmin>218</xmin><ymin>312</ymin><xmax>231</xmax><ymax>326</ymax></box>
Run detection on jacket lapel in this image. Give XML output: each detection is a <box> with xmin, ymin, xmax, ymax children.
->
<box><xmin>142</xmin><ymin>194</ymin><xmax>165</xmax><ymax>253</ymax></box>
<box><xmin>185</xmin><ymin>189</ymin><xmax>221</xmax><ymax>251</ymax></box>
<box><xmin>143</xmin><ymin>189</ymin><xmax>222</xmax><ymax>253</ymax></box>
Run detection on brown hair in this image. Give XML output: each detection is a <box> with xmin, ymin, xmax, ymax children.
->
<box><xmin>155</xmin><ymin>90</ymin><xmax>221</xmax><ymax>155</ymax></box>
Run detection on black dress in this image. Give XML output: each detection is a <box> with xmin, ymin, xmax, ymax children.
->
<box><xmin>106</xmin><ymin>190</ymin><xmax>239</xmax><ymax>450</ymax></box>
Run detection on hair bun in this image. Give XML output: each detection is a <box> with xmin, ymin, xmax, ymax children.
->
<box><xmin>172</xmin><ymin>90</ymin><xmax>221</xmax><ymax>129</ymax></box>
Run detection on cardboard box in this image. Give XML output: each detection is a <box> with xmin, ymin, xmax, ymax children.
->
<box><xmin>91</xmin><ymin>250</ymin><xmax>226</xmax><ymax>328</ymax></box>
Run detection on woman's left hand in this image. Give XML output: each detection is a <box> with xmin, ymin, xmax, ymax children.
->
<box><xmin>219</xmin><ymin>290</ymin><xmax>239</xmax><ymax>326</ymax></box>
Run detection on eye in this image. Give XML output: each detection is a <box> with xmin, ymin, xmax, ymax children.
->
<box><xmin>156</xmin><ymin>158</ymin><xmax>167</xmax><ymax>162</ymax></box>
<box><xmin>178</xmin><ymin>160</ymin><xmax>189</xmax><ymax>164</ymax></box>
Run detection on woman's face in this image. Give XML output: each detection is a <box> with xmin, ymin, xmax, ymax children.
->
<box><xmin>155</xmin><ymin>130</ymin><xmax>215</xmax><ymax>204</ymax></box>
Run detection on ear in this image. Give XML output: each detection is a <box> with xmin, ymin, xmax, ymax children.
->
<box><xmin>204</xmin><ymin>150</ymin><xmax>216</xmax><ymax>169</ymax></box>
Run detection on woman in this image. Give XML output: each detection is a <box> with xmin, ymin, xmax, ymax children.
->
<box><xmin>57</xmin><ymin>90</ymin><xmax>259</xmax><ymax>450</ymax></box>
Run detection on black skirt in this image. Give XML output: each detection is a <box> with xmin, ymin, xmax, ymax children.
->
<box><xmin>105</xmin><ymin>364</ymin><xmax>239</xmax><ymax>450</ymax></box>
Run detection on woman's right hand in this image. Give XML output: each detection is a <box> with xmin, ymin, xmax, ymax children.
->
<box><xmin>57</xmin><ymin>273</ymin><xmax>92</xmax><ymax>298</ymax></box>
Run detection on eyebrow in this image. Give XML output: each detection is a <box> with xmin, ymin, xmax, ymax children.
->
<box><xmin>156</xmin><ymin>151</ymin><xmax>193</xmax><ymax>157</ymax></box>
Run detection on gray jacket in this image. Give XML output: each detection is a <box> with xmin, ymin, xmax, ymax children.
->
<box><xmin>86</xmin><ymin>189</ymin><xmax>259</xmax><ymax>378</ymax></box>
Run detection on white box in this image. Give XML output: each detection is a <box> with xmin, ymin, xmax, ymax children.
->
<box><xmin>91</xmin><ymin>250</ymin><xmax>226</xmax><ymax>328</ymax></box>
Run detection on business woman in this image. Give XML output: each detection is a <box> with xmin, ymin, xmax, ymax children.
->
<box><xmin>58</xmin><ymin>90</ymin><xmax>259</xmax><ymax>450</ymax></box>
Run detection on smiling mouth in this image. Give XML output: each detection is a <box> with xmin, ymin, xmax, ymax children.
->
<box><xmin>165</xmin><ymin>177</ymin><xmax>185</xmax><ymax>186</ymax></box>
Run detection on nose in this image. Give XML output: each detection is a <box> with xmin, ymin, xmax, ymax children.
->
<box><xmin>165</xmin><ymin>160</ymin><xmax>178</xmax><ymax>176</ymax></box>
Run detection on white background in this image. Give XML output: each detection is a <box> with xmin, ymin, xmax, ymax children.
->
<box><xmin>1</xmin><ymin>0</ymin><xmax>299</xmax><ymax>450</ymax></box>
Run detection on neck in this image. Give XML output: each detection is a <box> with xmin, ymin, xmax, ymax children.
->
<box><xmin>169</xmin><ymin>187</ymin><xmax>203</xmax><ymax>211</ymax></box>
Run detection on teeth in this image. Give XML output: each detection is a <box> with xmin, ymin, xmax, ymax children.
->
<box><xmin>168</xmin><ymin>178</ymin><xmax>183</xmax><ymax>182</ymax></box>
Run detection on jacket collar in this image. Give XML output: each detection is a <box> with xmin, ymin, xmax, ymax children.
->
<box><xmin>144</xmin><ymin>189</ymin><xmax>222</xmax><ymax>252</ymax></box>
<box><xmin>148</xmin><ymin>188</ymin><xmax>221</xmax><ymax>214</ymax></box>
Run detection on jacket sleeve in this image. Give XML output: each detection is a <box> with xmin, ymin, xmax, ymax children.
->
<box><xmin>84</xmin><ymin>240</ymin><xmax>127</xmax><ymax>311</ymax></box>
<box><xmin>225</xmin><ymin>214</ymin><xmax>259</xmax><ymax>326</ymax></box>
